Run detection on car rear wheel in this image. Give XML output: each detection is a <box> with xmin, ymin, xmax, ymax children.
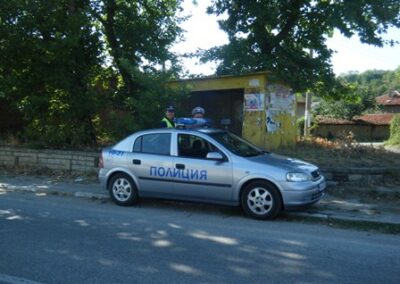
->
<box><xmin>241</xmin><ymin>181</ymin><xmax>282</xmax><ymax>220</ymax></box>
<box><xmin>108</xmin><ymin>173</ymin><xmax>138</xmax><ymax>206</ymax></box>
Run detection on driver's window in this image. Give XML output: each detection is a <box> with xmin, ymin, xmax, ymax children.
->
<box><xmin>178</xmin><ymin>134</ymin><xmax>217</xmax><ymax>159</ymax></box>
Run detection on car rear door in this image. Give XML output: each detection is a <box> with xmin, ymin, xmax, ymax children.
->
<box><xmin>126</xmin><ymin>132</ymin><xmax>173</xmax><ymax>196</ymax></box>
<box><xmin>171</xmin><ymin>133</ymin><xmax>233</xmax><ymax>202</ymax></box>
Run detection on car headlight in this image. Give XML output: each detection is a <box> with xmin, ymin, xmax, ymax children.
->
<box><xmin>286</xmin><ymin>172</ymin><xmax>311</xmax><ymax>182</ymax></box>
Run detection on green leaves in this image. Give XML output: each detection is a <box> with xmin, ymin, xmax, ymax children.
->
<box><xmin>314</xmin><ymin>68</ymin><xmax>400</xmax><ymax>119</ymax></box>
<box><xmin>205</xmin><ymin>0</ymin><xmax>400</xmax><ymax>92</ymax></box>
<box><xmin>0</xmin><ymin>0</ymin><xmax>184</xmax><ymax>147</ymax></box>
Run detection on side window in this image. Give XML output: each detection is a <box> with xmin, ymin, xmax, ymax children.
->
<box><xmin>178</xmin><ymin>134</ymin><xmax>219</xmax><ymax>159</ymax></box>
<box><xmin>133</xmin><ymin>137</ymin><xmax>142</xmax><ymax>152</ymax></box>
<box><xmin>133</xmin><ymin>133</ymin><xmax>171</xmax><ymax>155</ymax></box>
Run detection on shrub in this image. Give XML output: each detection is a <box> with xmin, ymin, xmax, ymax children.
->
<box><xmin>387</xmin><ymin>114</ymin><xmax>400</xmax><ymax>146</ymax></box>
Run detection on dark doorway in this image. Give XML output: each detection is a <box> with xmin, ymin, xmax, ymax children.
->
<box><xmin>182</xmin><ymin>89</ymin><xmax>244</xmax><ymax>135</ymax></box>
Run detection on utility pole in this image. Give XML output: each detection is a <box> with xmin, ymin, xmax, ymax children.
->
<box><xmin>304</xmin><ymin>90</ymin><xmax>312</xmax><ymax>137</ymax></box>
<box><xmin>304</xmin><ymin>49</ymin><xmax>314</xmax><ymax>137</ymax></box>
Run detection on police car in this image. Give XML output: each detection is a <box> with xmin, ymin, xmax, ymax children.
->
<box><xmin>98</xmin><ymin>128</ymin><xmax>326</xmax><ymax>220</ymax></box>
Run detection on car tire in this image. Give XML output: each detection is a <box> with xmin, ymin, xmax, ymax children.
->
<box><xmin>241</xmin><ymin>181</ymin><xmax>282</xmax><ymax>220</ymax></box>
<box><xmin>108</xmin><ymin>173</ymin><xmax>138</xmax><ymax>206</ymax></box>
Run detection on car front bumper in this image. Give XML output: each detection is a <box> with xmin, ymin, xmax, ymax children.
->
<box><xmin>280</xmin><ymin>177</ymin><xmax>326</xmax><ymax>208</ymax></box>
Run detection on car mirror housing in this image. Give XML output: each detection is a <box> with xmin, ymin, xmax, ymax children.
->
<box><xmin>206</xmin><ymin>152</ymin><xmax>224</xmax><ymax>160</ymax></box>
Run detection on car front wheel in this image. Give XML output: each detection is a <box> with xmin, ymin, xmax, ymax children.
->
<box><xmin>241</xmin><ymin>181</ymin><xmax>282</xmax><ymax>220</ymax></box>
<box><xmin>108</xmin><ymin>173</ymin><xmax>138</xmax><ymax>206</ymax></box>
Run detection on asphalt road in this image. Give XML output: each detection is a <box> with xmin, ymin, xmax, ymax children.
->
<box><xmin>1</xmin><ymin>191</ymin><xmax>399</xmax><ymax>284</ymax></box>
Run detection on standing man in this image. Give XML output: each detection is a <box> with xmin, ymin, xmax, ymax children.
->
<box><xmin>160</xmin><ymin>105</ymin><xmax>176</xmax><ymax>128</ymax></box>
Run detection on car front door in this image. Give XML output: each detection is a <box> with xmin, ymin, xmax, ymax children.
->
<box><xmin>126</xmin><ymin>133</ymin><xmax>173</xmax><ymax>196</ymax></box>
<box><xmin>171</xmin><ymin>133</ymin><xmax>233</xmax><ymax>202</ymax></box>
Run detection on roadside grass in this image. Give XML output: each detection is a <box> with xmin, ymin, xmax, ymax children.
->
<box><xmin>274</xmin><ymin>137</ymin><xmax>400</xmax><ymax>169</ymax></box>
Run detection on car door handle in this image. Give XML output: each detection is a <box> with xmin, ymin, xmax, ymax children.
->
<box><xmin>133</xmin><ymin>159</ymin><xmax>141</xmax><ymax>165</ymax></box>
<box><xmin>176</xmin><ymin>163</ymin><xmax>185</xmax><ymax>170</ymax></box>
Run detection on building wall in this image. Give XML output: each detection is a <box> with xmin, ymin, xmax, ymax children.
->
<box><xmin>296</xmin><ymin>102</ymin><xmax>305</xmax><ymax>119</ymax></box>
<box><xmin>382</xmin><ymin>105</ymin><xmax>400</xmax><ymax>113</ymax></box>
<box><xmin>313</xmin><ymin>124</ymin><xmax>390</xmax><ymax>141</ymax></box>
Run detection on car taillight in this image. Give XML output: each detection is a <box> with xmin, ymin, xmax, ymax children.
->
<box><xmin>98</xmin><ymin>154</ymin><xmax>104</xmax><ymax>168</ymax></box>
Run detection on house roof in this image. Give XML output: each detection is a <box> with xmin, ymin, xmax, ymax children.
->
<box><xmin>376</xmin><ymin>90</ymin><xmax>400</xmax><ymax>106</ymax></box>
<box><xmin>316</xmin><ymin>113</ymin><xmax>394</xmax><ymax>126</ymax></box>
<box><xmin>316</xmin><ymin>116</ymin><xmax>355</xmax><ymax>125</ymax></box>
<box><xmin>353</xmin><ymin>113</ymin><xmax>395</xmax><ymax>125</ymax></box>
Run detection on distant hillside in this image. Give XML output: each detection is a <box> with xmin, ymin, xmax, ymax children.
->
<box><xmin>313</xmin><ymin>67</ymin><xmax>400</xmax><ymax>119</ymax></box>
<box><xmin>339</xmin><ymin>67</ymin><xmax>400</xmax><ymax>97</ymax></box>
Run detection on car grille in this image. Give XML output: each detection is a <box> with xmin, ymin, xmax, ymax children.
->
<box><xmin>311</xmin><ymin>170</ymin><xmax>321</xmax><ymax>180</ymax></box>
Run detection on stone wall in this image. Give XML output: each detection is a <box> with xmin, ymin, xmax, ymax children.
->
<box><xmin>0</xmin><ymin>147</ymin><xmax>100</xmax><ymax>173</ymax></box>
<box><xmin>0</xmin><ymin>146</ymin><xmax>395</xmax><ymax>184</ymax></box>
<box><xmin>321</xmin><ymin>167</ymin><xmax>388</xmax><ymax>185</ymax></box>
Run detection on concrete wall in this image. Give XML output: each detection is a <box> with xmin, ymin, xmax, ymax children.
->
<box><xmin>0</xmin><ymin>147</ymin><xmax>100</xmax><ymax>173</ymax></box>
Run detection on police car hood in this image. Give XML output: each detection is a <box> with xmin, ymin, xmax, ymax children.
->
<box><xmin>248</xmin><ymin>153</ymin><xmax>318</xmax><ymax>173</ymax></box>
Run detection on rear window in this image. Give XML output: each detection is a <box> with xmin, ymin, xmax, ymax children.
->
<box><xmin>133</xmin><ymin>133</ymin><xmax>171</xmax><ymax>155</ymax></box>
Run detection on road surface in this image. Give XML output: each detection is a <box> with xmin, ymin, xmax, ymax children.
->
<box><xmin>1</xmin><ymin>191</ymin><xmax>399</xmax><ymax>284</ymax></box>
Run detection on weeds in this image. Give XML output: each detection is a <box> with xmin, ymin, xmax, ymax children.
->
<box><xmin>275</xmin><ymin>134</ymin><xmax>400</xmax><ymax>169</ymax></box>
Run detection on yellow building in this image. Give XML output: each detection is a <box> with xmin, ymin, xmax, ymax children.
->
<box><xmin>168</xmin><ymin>72</ymin><xmax>296</xmax><ymax>150</ymax></box>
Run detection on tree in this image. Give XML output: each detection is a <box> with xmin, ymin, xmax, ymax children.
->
<box><xmin>0</xmin><ymin>0</ymin><xmax>102</xmax><ymax>146</ymax></box>
<box><xmin>0</xmin><ymin>0</ymin><xmax>185</xmax><ymax>146</ymax></box>
<box><xmin>203</xmin><ymin>0</ymin><xmax>400</xmax><ymax>92</ymax></box>
<box><xmin>90</xmin><ymin>0</ymin><xmax>184</xmax><ymax>116</ymax></box>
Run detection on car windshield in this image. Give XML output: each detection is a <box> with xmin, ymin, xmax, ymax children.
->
<box><xmin>209</xmin><ymin>131</ymin><xmax>264</xmax><ymax>157</ymax></box>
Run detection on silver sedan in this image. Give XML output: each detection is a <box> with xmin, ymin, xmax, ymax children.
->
<box><xmin>99</xmin><ymin>128</ymin><xmax>326</xmax><ymax>219</ymax></box>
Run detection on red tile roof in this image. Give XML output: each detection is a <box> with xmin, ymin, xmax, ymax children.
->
<box><xmin>376</xmin><ymin>90</ymin><xmax>400</xmax><ymax>106</ymax></box>
<box><xmin>316</xmin><ymin>116</ymin><xmax>355</xmax><ymax>125</ymax></box>
<box><xmin>316</xmin><ymin>114</ymin><xmax>395</xmax><ymax>126</ymax></box>
<box><xmin>353</xmin><ymin>113</ymin><xmax>395</xmax><ymax>125</ymax></box>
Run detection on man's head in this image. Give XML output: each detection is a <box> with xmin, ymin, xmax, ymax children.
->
<box><xmin>192</xmin><ymin>106</ymin><xmax>205</xmax><ymax>118</ymax></box>
<box><xmin>166</xmin><ymin>105</ymin><xmax>175</xmax><ymax>119</ymax></box>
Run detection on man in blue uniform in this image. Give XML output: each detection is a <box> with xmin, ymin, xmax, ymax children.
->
<box><xmin>192</xmin><ymin>106</ymin><xmax>205</xmax><ymax>118</ymax></box>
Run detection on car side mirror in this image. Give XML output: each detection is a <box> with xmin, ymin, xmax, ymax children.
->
<box><xmin>206</xmin><ymin>152</ymin><xmax>224</xmax><ymax>160</ymax></box>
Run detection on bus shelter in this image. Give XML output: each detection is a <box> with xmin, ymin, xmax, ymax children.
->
<box><xmin>167</xmin><ymin>72</ymin><xmax>296</xmax><ymax>150</ymax></box>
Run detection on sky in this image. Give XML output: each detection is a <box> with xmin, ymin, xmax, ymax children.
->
<box><xmin>172</xmin><ymin>0</ymin><xmax>400</xmax><ymax>77</ymax></box>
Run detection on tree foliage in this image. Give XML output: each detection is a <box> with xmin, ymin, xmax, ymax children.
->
<box><xmin>203</xmin><ymin>0</ymin><xmax>400</xmax><ymax>92</ymax></box>
<box><xmin>90</xmin><ymin>0</ymin><xmax>183</xmax><ymax>99</ymax></box>
<box><xmin>0</xmin><ymin>0</ymin><xmax>184</xmax><ymax>147</ymax></box>
<box><xmin>387</xmin><ymin>114</ymin><xmax>400</xmax><ymax>145</ymax></box>
<box><xmin>0</xmin><ymin>0</ymin><xmax>102</xmax><ymax>146</ymax></box>
<box><xmin>314</xmin><ymin>67</ymin><xmax>400</xmax><ymax>119</ymax></box>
